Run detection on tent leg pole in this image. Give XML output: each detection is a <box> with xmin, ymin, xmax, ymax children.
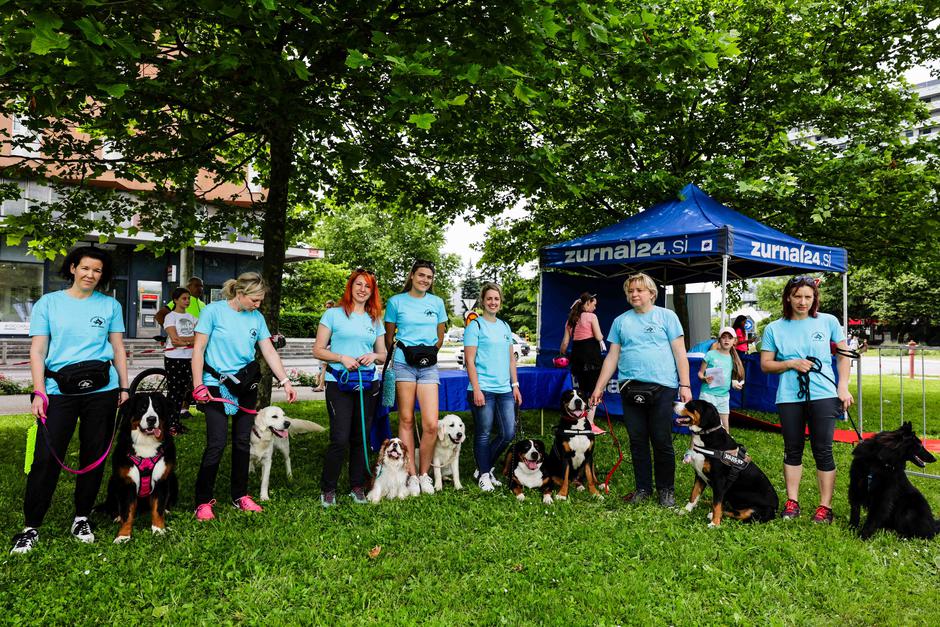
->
<box><xmin>842</xmin><ymin>272</ymin><xmax>849</xmax><ymax>335</ymax></box>
<box><xmin>720</xmin><ymin>254</ymin><xmax>729</xmax><ymax>328</ymax></box>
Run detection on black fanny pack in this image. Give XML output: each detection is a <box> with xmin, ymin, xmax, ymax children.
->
<box><xmin>327</xmin><ymin>366</ymin><xmax>376</xmax><ymax>393</ymax></box>
<box><xmin>45</xmin><ymin>360</ymin><xmax>111</xmax><ymax>394</ymax></box>
<box><xmin>205</xmin><ymin>361</ymin><xmax>261</xmax><ymax>399</ymax></box>
<box><xmin>618</xmin><ymin>380</ymin><xmax>662</xmax><ymax>405</ymax></box>
<box><xmin>398</xmin><ymin>342</ymin><xmax>438</xmax><ymax>368</ymax></box>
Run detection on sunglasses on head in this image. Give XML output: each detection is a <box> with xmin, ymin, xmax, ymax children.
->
<box><xmin>411</xmin><ymin>259</ymin><xmax>435</xmax><ymax>272</ymax></box>
<box><xmin>788</xmin><ymin>275</ymin><xmax>819</xmax><ymax>286</ymax></box>
<box><xmin>354</xmin><ymin>267</ymin><xmax>375</xmax><ymax>277</ymax></box>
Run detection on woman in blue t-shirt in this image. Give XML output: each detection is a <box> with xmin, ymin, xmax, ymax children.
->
<box><xmin>384</xmin><ymin>259</ymin><xmax>448</xmax><ymax>496</ymax></box>
<box><xmin>465</xmin><ymin>283</ymin><xmax>522</xmax><ymax>492</ymax></box>
<box><xmin>589</xmin><ymin>272</ymin><xmax>692</xmax><ymax>508</ymax></box>
<box><xmin>314</xmin><ymin>269</ymin><xmax>387</xmax><ymax>507</ymax></box>
<box><xmin>11</xmin><ymin>247</ymin><xmax>129</xmax><ymax>555</ymax></box>
<box><xmin>191</xmin><ymin>272</ymin><xmax>297</xmax><ymax>520</ymax></box>
<box><xmin>760</xmin><ymin>275</ymin><xmax>853</xmax><ymax>524</ymax></box>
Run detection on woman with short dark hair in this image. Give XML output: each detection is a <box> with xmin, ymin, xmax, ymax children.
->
<box><xmin>760</xmin><ymin>275</ymin><xmax>853</xmax><ymax>524</ymax></box>
<box><xmin>11</xmin><ymin>246</ymin><xmax>129</xmax><ymax>555</ymax></box>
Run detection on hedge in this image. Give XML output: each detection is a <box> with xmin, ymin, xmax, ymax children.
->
<box><xmin>278</xmin><ymin>312</ymin><xmax>321</xmax><ymax>338</ymax></box>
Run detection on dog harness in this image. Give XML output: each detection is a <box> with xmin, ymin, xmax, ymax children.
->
<box><xmin>692</xmin><ymin>444</ymin><xmax>751</xmax><ymax>486</ymax></box>
<box><xmin>129</xmin><ymin>449</ymin><xmax>164</xmax><ymax>498</ymax></box>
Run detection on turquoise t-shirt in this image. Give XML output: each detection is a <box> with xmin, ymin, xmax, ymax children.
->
<box><xmin>700</xmin><ymin>350</ymin><xmax>733</xmax><ymax>397</ymax></box>
<box><xmin>319</xmin><ymin>307</ymin><xmax>384</xmax><ymax>383</ymax></box>
<box><xmin>464</xmin><ymin>317</ymin><xmax>513</xmax><ymax>393</ymax></box>
<box><xmin>761</xmin><ymin>313</ymin><xmax>845</xmax><ymax>404</ymax></box>
<box><xmin>195</xmin><ymin>300</ymin><xmax>271</xmax><ymax>386</ymax></box>
<box><xmin>29</xmin><ymin>290</ymin><xmax>125</xmax><ymax>395</ymax></box>
<box><xmin>606</xmin><ymin>306</ymin><xmax>684</xmax><ymax>388</ymax></box>
<box><xmin>384</xmin><ymin>292</ymin><xmax>447</xmax><ymax>365</ymax></box>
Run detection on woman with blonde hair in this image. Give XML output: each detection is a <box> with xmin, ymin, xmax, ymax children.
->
<box><xmin>191</xmin><ymin>272</ymin><xmax>297</xmax><ymax>520</ymax></box>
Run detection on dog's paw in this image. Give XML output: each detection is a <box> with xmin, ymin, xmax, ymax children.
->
<box><xmin>592</xmin><ymin>492</ymin><xmax>605</xmax><ymax>501</ymax></box>
<box><xmin>683</xmin><ymin>502</ymin><xmax>696</xmax><ymax>514</ymax></box>
<box><xmin>454</xmin><ymin>484</ymin><xmax>463</xmax><ymax>491</ymax></box>
<box><xmin>707</xmin><ymin>522</ymin><xmax>719</xmax><ymax>529</ymax></box>
<box><xmin>542</xmin><ymin>494</ymin><xmax>553</xmax><ymax>505</ymax></box>
<box><xmin>260</xmin><ymin>494</ymin><xmax>270</xmax><ymax>502</ymax></box>
<box><xmin>113</xmin><ymin>535</ymin><xmax>131</xmax><ymax>544</ymax></box>
<box><xmin>151</xmin><ymin>525</ymin><xmax>166</xmax><ymax>536</ymax></box>
<box><xmin>576</xmin><ymin>484</ymin><xmax>586</xmax><ymax>492</ymax></box>
<box><xmin>112</xmin><ymin>516</ymin><xmax>120</xmax><ymax>523</ymax></box>
<box><xmin>555</xmin><ymin>494</ymin><xmax>567</xmax><ymax>501</ymax></box>
<box><xmin>598</xmin><ymin>483</ymin><xmax>607</xmax><ymax>491</ymax></box>
<box><xmin>516</xmin><ymin>493</ymin><xmax>526</xmax><ymax>501</ymax></box>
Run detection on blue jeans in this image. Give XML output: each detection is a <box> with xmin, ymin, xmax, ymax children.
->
<box><xmin>468</xmin><ymin>390</ymin><xmax>516</xmax><ymax>473</ymax></box>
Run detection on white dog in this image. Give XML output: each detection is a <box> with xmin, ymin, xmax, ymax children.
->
<box><xmin>432</xmin><ymin>414</ymin><xmax>466</xmax><ymax>491</ymax></box>
<box><xmin>368</xmin><ymin>438</ymin><xmax>412</xmax><ymax>503</ymax></box>
<box><xmin>249</xmin><ymin>406</ymin><xmax>325</xmax><ymax>501</ymax></box>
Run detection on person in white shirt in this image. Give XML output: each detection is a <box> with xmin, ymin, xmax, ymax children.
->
<box><xmin>164</xmin><ymin>287</ymin><xmax>196</xmax><ymax>434</ymax></box>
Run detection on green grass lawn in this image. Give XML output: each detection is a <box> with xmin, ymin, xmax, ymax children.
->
<box><xmin>1</xmin><ymin>402</ymin><xmax>939</xmax><ymax>624</ymax></box>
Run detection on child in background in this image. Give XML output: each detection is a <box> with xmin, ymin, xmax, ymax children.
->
<box><xmin>697</xmin><ymin>326</ymin><xmax>745</xmax><ymax>432</ymax></box>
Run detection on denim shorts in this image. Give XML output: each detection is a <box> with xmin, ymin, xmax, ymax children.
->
<box><xmin>393</xmin><ymin>360</ymin><xmax>440</xmax><ymax>384</ymax></box>
<box><xmin>699</xmin><ymin>391</ymin><xmax>730</xmax><ymax>414</ymax></box>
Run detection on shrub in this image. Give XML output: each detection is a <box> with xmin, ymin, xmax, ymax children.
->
<box><xmin>0</xmin><ymin>373</ymin><xmax>31</xmax><ymax>395</ymax></box>
<box><xmin>278</xmin><ymin>312</ymin><xmax>321</xmax><ymax>337</ymax></box>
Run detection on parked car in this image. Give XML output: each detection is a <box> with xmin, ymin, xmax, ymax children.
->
<box><xmin>456</xmin><ymin>337</ymin><xmax>527</xmax><ymax>368</ymax></box>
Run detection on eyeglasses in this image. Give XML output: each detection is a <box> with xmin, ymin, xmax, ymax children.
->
<box><xmin>411</xmin><ymin>259</ymin><xmax>435</xmax><ymax>272</ymax></box>
<box><xmin>788</xmin><ymin>275</ymin><xmax>819</xmax><ymax>286</ymax></box>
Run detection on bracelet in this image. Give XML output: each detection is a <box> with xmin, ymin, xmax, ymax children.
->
<box><xmin>118</xmin><ymin>387</ymin><xmax>130</xmax><ymax>393</ymax></box>
<box><xmin>511</xmin><ymin>382</ymin><xmax>519</xmax><ymax>388</ymax></box>
<box><xmin>679</xmin><ymin>384</ymin><xmax>691</xmax><ymax>389</ymax></box>
<box><xmin>277</xmin><ymin>377</ymin><xmax>291</xmax><ymax>386</ymax></box>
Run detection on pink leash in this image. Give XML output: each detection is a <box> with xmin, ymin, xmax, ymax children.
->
<box><xmin>598</xmin><ymin>401</ymin><xmax>625</xmax><ymax>493</ymax></box>
<box><xmin>192</xmin><ymin>385</ymin><xmax>258</xmax><ymax>414</ymax></box>
<box><xmin>31</xmin><ymin>390</ymin><xmax>121</xmax><ymax>475</ymax></box>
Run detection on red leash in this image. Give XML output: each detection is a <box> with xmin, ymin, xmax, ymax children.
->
<box><xmin>598</xmin><ymin>401</ymin><xmax>625</xmax><ymax>493</ymax></box>
<box><xmin>193</xmin><ymin>385</ymin><xmax>258</xmax><ymax>415</ymax></box>
<box><xmin>31</xmin><ymin>390</ymin><xmax>121</xmax><ymax>475</ymax></box>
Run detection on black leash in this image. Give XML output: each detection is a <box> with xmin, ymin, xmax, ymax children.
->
<box><xmin>795</xmin><ymin>348</ymin><xmax>863</xmax><ymax>440</ymax></box>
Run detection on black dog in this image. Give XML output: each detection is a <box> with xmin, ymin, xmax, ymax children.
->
<box><xmin>501</xmin><ymin>439</ymin><xmax>553</xmax><ymax>504</ymax></box>
<box><xmin>848</xmin><ymin>422</ymin><xmax>938</xmax><ymax>540</ymax></box>
<box><xmin>544</xmin><ymin>389</ymin><xmax>602</xmax><ymax>500</ymax></box>
<box><xmin>675</xmin><ymin>399</ymin><xmax>778</xmax><ymax>526</ymax></box>
<box><xmin>97</xmin><ymin>393</ymin><xmax>178</xmax><ymax>543</ymax></box>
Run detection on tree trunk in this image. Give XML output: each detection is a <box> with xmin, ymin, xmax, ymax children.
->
<box><xmin>258</xmin><ymin>122</ymin><xmax>295</xmax><ymax>408</ymax></box>
<box><xmin>672</xmin><ymin>283</ymin><xmax>690</xmax><ymax>349</ymax></box>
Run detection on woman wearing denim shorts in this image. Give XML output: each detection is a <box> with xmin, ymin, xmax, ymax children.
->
<box><xmin>384</xmin><ymin>259</ymin><xmax>448</xmax><ymax>496</ymax></box>
<box><xmin>464</xmin><ymin>283</ymin><xmax>522</xmax><ymax>492</ymax></box>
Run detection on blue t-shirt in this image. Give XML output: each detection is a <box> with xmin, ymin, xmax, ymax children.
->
<box><xmin>606</xmin><ymin>306</ymin><xmax>684</xmax><ymax>388</ymax></box>
<box><xmin>464</xmin><ymin>317</ymin><xmax>513</xmax><ymax>393</ymax></box>
<box><xmin>761</xmin><ymin>313</ymin><xmax>845</xmax><ymax>404</ymax></box>
<box><xmin>700</xmin><ymin>350</ymin><xmax>733</xmax><ymax>397</ymax></box>
<box><xmin>319</xmin><ymin>307</ymin><xmax>384</xmax><ymax>383</ymax></box>
<box><xmin>29</xmin><ymin>290</ymin><xmax>125</xmax><ymax>395</ymax></box>
<box><xmin>384</xmin><ymin>292</ymin><xmax>448</xmax><ymax>365</ymax></box>
<box><xmin>195</xmin><ymin>300</ymin><xmax>271</xmax><ymax>387</ymax></box>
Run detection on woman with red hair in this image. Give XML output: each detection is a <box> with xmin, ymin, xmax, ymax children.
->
<box><xmin>313</xmin><ymin>269</ymin><xmax>387</xmax><ymax>507</ymax></box>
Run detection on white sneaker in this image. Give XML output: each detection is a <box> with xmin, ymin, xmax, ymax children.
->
<box><xmin>473</xmin><ymin>468</ymin><xmax>502</xmax><ymax>487</ymax></box>
<box><xmin>406</xmin><ymin>475</ymin><xmax>420</xmax><ymax>497</ymax></box>
<box><xmin>70</xmin><ymin>517</ymin><xmax>95</xmax><ymax>543</ymax></box>
<box><xmin>418</xmin><ymin>473</ymin><xmax>435</xmax><ymax>495</ymax></box>
<box><xmin>10</xmin><ymin>528</ymin><xmax>38</xmax><ymax>555</ymax></box>
<box><xmin>478</xmin><ymin>472</ymin><xmax>495</xmax><ymax>492</ymax></box>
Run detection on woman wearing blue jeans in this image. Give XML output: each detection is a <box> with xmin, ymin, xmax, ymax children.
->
<box><xmin>465</xmin><ymin>283</ymin><xmax>522</xmax><ymax>492</ymax></box>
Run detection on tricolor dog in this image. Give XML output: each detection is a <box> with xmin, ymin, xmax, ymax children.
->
<box><xmin>544</xmin><ymin>389</ymin><xmax>603</xmax><ymax>500</ymax></box>
<box><xmin>249</xmin><ymin>406</ymin><xmax>325</xmax><ymax>501</ymax></box>
<box><xmin>368</xmin><ymin>438</ymin><xmax>412</xmax><ymax>503</ymax></box>
<box><xmin>502</xmin><ymin>439</ymin><xmax>552</xmax><ymax>503</ymax></box>
<box><xmin>675</xmin><ymin>399</ymin><xmax>778</xmax><ymax>526</ymax></box>
<box><xmin>98</xmin><ymin>393</ymin><xmax>178</xmax><ymax>543</ymax></box>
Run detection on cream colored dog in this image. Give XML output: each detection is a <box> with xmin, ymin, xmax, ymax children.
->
<box><xmin>249</xmin><ymin>406</ymin><xmax>325</xmax><ymax>501</ymax></box>
<box><xmin>432</xmin><ymin>414</ymin><xmax>466</xmax><ymax>491</ymax></box>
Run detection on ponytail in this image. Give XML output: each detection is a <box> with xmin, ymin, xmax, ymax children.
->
<box><xmin>222</xmin><ymin>272</ymin><xmax>267</xmax><ymax>300</ymax></box>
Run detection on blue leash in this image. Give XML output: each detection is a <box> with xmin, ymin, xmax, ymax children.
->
<box><xmin>336</xmin><ymin>367</ymin><xmax>373</xmax><ymax>477</ymax></box>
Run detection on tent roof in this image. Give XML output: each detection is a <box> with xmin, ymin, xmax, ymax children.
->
<box><xmin>540</xmin><ymin>184</ymin><xmax>847</xmax><ymax>283</ymax></box>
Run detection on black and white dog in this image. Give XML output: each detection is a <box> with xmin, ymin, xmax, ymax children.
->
<box><xmin>502</xmin><ymin>439</ymin><xmax>552</xmax><ymax>504</ymax></box>
<box><xmin>544</xmin><ymin>389</ymin><xmax>603</xmax><ymax>500</ymax></box>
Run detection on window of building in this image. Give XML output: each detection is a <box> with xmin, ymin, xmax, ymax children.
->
<box><xmin>10</xmin><ymin>115</ymin><xmax>41</xmax><ymax>159</ymax></box>
<box><xmin>0</xmin><ymin>261</ymin><xmax>43</xmax><ymax>335</ymax></box>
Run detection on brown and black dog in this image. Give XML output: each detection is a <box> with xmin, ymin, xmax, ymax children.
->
<box><xmin>543</xmin><ymin>389</ymin><xmax>603</xmax><ymax>500</ymax></box>
<box><xmin>675</xmin><ymin>399</ymin><xmax>777</xmax><ymax>526</ymax></box>
<box><xmin>98</xmin><ymin>393</ymin><xmax>178</xmax><ymax>542</ymax></box>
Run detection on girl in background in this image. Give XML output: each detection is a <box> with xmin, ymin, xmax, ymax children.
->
<box><xmin>163</xmin><ymin>287</ymin><xmax>196</xmax><ymax>435</ymax></box>
<box><xmin>697</xmin><ymin>326</ymin><xmax>745</xmax><ymax>432</ymax></box>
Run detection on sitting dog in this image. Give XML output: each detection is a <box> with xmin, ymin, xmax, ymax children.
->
<box><xmin>249</xmin><ymin>406</ymin><xmax>325</xmax><ymax>501</ymax></box>
<box><xmin>675</xmin><ymin>399</ymin><xmax>778</xmax><ymax>526</ymax></box>
<box><xmin>98</xmin><ymin>393</ymin><xmax>178</xmax><ymax>543</ymax></box>
<box><xmin>502</xmin><ymin>439</ymin><xmax>552</xmax><ymax>504</ymax></box>
<box><xmin>544</xmin><ymin>389</ymin><xmax>603</xmax><ymax>500</ymax></box>
<box><xmin>368</xmin><ymin>438</ymin><xmax>412</xmax><ymax>503</ymax></box>
<box><xmin>849</xmin><ymin>422</ymin><xmax>939</xmax><ymax>539</ymax></box>
<box><xmin>432</xmin><ymin>414</ymin><xmax>466</xmax><ymax>491</ymax></box>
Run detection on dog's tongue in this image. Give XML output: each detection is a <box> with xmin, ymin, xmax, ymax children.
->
<box><xmin>273</xmin><ymin>429</ymin><xmax>289</xmax><ymax>439</ymax></box>
<box><xmin>153</xmin><ymin>428</ymin><xmax>162</xmax><ymax>439</ymax></box>
<box><xmin>524</xmin><ymin>459</ymin><xmax>539</xmax><ymax>470</ymax></box>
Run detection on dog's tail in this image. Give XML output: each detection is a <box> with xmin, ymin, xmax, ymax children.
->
<box><xmin>288</xmin><ymin>418</ymin><xmax>326</xmax><ymax>435</ymax></box>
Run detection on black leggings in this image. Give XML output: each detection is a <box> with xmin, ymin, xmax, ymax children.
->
<box><xmin>321</xmin><ymin>381</ymin><xmax>378</xmax><ymax>492</ymax></box>
<box><xmin>778</xmin><ymin>398</ymin><xmax>841</xmax><ymax>471</ymax></box>
<box><xmin>164</xmin><ymin>356</ymin><xmax>192</xmax><ymax>415</ymax></box>
<box><xmin>193</xmin><ymin>387</ymin><xmax>256</xmax><ymax>505</ymax></box>
<box><xmin>622</xmin><ymin>386</ymin><xmax>678</xmax><ymax>492</ymax></box>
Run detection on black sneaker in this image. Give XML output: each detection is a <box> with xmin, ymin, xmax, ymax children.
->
<box><xmin>10</xmin><ymin>528</ymin><xmax>38</xmax><ymax>555</ymax></box>
<box><xmin>623</xmin><ymin>489</ymin><xmax>652</xmax><ymax>504</ymax></box>
<box><xmin>349</xmin><ymin>487</ymin><xmax>368</xmax><ymax>504</ymax></box>
<box><xmin>70</xmin><ymin>518</ymin><xmax>95</xmax><ymax>543</ymax></box>
<box><xmin>658</xmin><ymin>488</ymin><xmax>676</xmax><ymax>508</ymax></box>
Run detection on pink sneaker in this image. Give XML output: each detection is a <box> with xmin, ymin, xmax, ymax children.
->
<box><xmin>195</xmin><ymin>499</ymin><xmax>216</xmax><ymax>521</ymax></box>
<box><xmin>232</xmin><ymin>495</ymin><xmax>263</xmax><ymax>512</ymax></box>
<box><xmin>590</xmin><ymin>422</ymin><xmax>606</xmax><ymax>435</ymax></box>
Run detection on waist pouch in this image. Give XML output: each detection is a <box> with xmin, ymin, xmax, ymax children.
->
<box><xmin>327</xmin><ymin>366</ymin><xmax>376</xmax><ymax>393</ymax></box>
<box><xmin>205</xmin><ymin>361</ymin><xmax>261</xmax><ymax>399</ymax></box>
<box><xmin>398</xmin><ymin>342</ymin><xmax>438</xmax><ymax>368</ymax></box>
<box><xmin>45</xmin><ymin>360</ymin><xmax>111</xmax><ymax>394</ymax></box>
<box><xmin>618</xmin><ymin>380</ymin><xmax>662</xmax><ymax>405</ymax></box>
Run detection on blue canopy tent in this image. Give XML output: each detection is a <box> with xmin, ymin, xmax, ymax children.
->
<box><xmin>537</xmin><ymin>183</ymin><xmax>849</xmax><ymax>413</ymax></box>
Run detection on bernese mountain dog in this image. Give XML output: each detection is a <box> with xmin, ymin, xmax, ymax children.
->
<box><xmin>544</xmin><ymin>389</ymin><xmax>603</xmax><ymax>500</ymax></box>
<box><xmin>675</xmin><ymin>399</ymin><xmax>778</xmax><ymax>526</ymax></box>
<box><xmin>98</xmin><ymin>392</ymin><xmax>178</xmax><ymax>542</ymax></box>
<box><xmin>502</xmin><ymin>438</ymin><xmax>552</xmax><ymax>503</ymax></box>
